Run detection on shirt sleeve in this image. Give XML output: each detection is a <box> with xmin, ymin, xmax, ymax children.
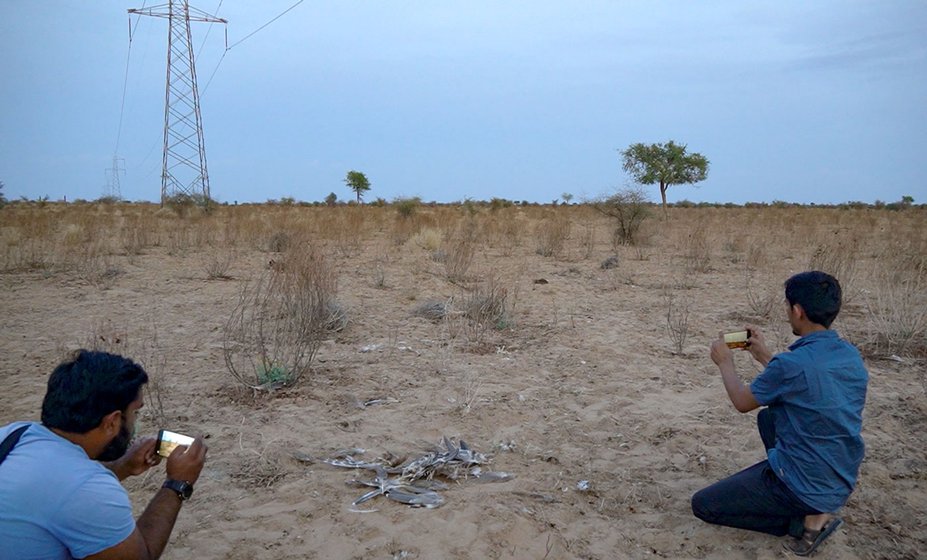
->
<box><xmin>48</xmin><ymin>470</ymin><xmax>136</xmax><ymax>559</ymax></box>
<box><xmin>750</xmin><ymin>354</ymin><xmax>807</xmax><ymax>406</ymax></box>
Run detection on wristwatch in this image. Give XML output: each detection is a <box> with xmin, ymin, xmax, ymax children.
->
<box><xmin>162</xmin><ymin>479</ymin><xmax>194</xmax><ymax>501</ymax></box>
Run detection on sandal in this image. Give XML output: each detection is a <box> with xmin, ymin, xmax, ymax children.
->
<box><xmin>784</xmin><ymin>517</ymin><xmax>843</xmax><ymax>557</ymax></box>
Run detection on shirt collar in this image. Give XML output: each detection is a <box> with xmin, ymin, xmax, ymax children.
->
<box><xmin>788</xmin><ymin>329</ymin><xmax>838</xmax><ymax>351</ymax></box>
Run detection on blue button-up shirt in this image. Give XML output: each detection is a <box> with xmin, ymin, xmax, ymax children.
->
<box><xmin>750</xmin><ymin>330</ymin><xmax>869</xmax><ymax>512</ymax></box>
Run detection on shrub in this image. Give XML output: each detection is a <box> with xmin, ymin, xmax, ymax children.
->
<box><xmin>684</xmin><ymin>224</ymin><xmax>711</xmax><ymax>273</ymax></box>
<box><xmin>594</xmin><ymin>187</ymin><xmax>652</xmax><ymax>246</ymax></box>
<box><xmin>394</xmin><ymin>196</ymin><xmax>421</xmax><ymax>219</ymax></box>
<box><xmin>222</xmin><ymin>247</ymin><xmax>338</xmax><ymax>389</ymax></box>
<box><xmin>534</xmin><ymin>213</ymin><xmax>570</xmax><ymax>257</ymax></box>
<box><xmin>164</xmin><ymin>192</ymin><xmax>215</xmax><ymax>212</ymax></box>
<box><xmin>664</xmin><ymin>289</ymin><xmax>690</xmax><ymax>354</ymax></box>
<box><xmin>444</xmin><ymin>235</ymin><xmax>476</xmax><ymax>283</ymax></box>
<box><xmin>808</xmin><ymin>236</ymin><xmax>861</xmax><ymax>302</ymax></box>
<box><xmin>860</xmin><ymin>254</ymin><xmax>927</xmax><ymax>357</ymax></box>
<box><xmin>458</xmin><ymin>272</ymin><xmax>511</xmax><ymax>348</ymax></box>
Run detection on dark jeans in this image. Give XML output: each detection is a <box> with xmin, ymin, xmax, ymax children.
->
<box><xmin>691</xmin><ymin>408</ymin><xmax>820</xmax><ymax>537</ymax></box>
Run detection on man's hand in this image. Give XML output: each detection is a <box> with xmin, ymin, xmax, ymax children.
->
<box><xmin>104</xmin><ymin>437</ymin><xmax>160</xmax><ymax>481</ymax></box>
<box><xmin>165</xmin><ymin>436</ymin><xmax>207</xmax><ymax>484</ymax></box>
<box><xmin>746</xmin><ymin>326</ymin><xmax>773</xmax><ymax>366</ymax></box>
<box><xmin>710</xmin><ymin>332</ymin><xmax>760</xmax><ymax>413</ymax></box>
<box><xmin>710</xmin><ymin>333</ymin><xmax>734</xmax><ymax>367</ymax></box>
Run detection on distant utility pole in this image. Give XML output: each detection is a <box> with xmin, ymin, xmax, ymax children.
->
<box><xmin>128</xmin><ymin>1</ymin><xmax>226</xmax><ymax>206</ymax></box>
<box><xmin>104</xmin><ymin>155</ymin><xmax>125</xmax><ymax>200</ymax></box>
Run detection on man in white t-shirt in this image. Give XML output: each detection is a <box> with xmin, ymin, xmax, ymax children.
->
<box><xmin>0</xmin><ymin>350</ymin><xmax>208</xmax><ymax>560</ymax></box>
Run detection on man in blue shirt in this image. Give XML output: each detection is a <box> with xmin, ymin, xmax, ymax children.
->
<box><xmin>0</xmin><ymin>350</ymin><xmax>208</xmax><ymax>559</ymax></box>
<box><xmin>691</xmin><ymin>271</ymin><xmax>868</xmax><ymax>556</ymax></box>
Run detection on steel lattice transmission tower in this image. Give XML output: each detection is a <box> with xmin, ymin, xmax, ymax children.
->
<box><xmin>128</xmin><ymin>1</ymin><xmax>226</xmax><ymax>205</ymax></box>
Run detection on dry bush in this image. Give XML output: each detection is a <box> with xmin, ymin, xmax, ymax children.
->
<box><xmin>594</xmin><ymin>187</ymin><xmax>652</xmax><ymax>248</ymax></box>
<box><xmin>223</xmin><ymin>247</ymin><xmax>338</xmax><ymax>389</ymax></box>
<box><xmin>579</xmin><ymin>224</ymin><xmax>596</xmax><ymax>259</ymax></box>
<box><xmin>121</xmin><ymin>216</ymin><xmax>151</xmax><ymax>256</ymax></box>
<box><xmin>0</xmin><ymin>209</ymin><xmax>56</xmax><ymax>271</ymax></box>
<box><xmin>391</xmin><ymin>214</ymin><xmax>421</xmax><ymax>246</ymax></box>
<box><xmin>411</xmin><ymin>227</ymin><xmax>442</xmax><ymax>251</ymax></box>
<box><xmin>333</xmin><ymin>208</ymin><xmax>365</xmax><ymax>256</ymax></box>
<box><xmin>462</xmin><ymin>276</ymin><xmax>510</xmax><ymax>348</ymax></box>
<box><xmin>371</xmin><ymin>256</ymin><xmax>387</xmax><ymax>289</ymax></box>
<box><xmin>859</xmin><ymin>254</ymin><xmax>927</xmax><ymax>357</ymax></box>
<box><xmin>809</xmin><ymin>235</ymin><xmax>861</xmax><ymax>302</ymax></box>
<box><xmin>443</xmin><ymin>221</ymin><xmax>478</xmax><ymax>283</ymax></box>
<box><xmin>203</xmin><ymin>249</ymin><xmax>235</xmax><ymax>280</ymax></box>
<box><xmin>444</xmin><ymin>237</ymin><xmax>475</xmax><ymax>283</ymax></box>
<box><xmin>534</xmin><ymin>213</ymin><xmax>571</xmax><ymax>257</ymax></box>
<box><xmin>74</xmin><ymin>241</ymin><xmax>123</xmax><ymax>289</ymax></box>
<box><xmin>664</xmin><ymin>289</ymin><xmax>690</xmax><ymax>354</ymax></box>
<box><xmin>744</xmin><ymin>268</ymin><xmax>779</xmax><ymax>319</ymax></box>
<box><xmin>684</xmin><ymin>224</ymin><xmax>711</xmax><ymax>273</ymax></box>
<box><xmin>266</xmin><ymin>231</ymin><xmax>290</xmax><ymax>253</ymax></box>
<box><xmin>746</xmin><ymin>244</ymin><xmax>767</xmax><ymax>270</ymax></box>
<box><xmin>165</xmin><ymin>224</ymin><xmax>193</xmax><ymax>256</ymax></box>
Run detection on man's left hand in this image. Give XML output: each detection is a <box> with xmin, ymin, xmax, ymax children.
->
<box><xmin>106</xmin><ymin>437</ymin><xmax>160</xmax><ymax>480</ymax></box>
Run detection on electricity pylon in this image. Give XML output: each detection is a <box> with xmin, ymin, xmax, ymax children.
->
<box><xmin>128</xmin><ymin>1</ymin><xmax>226</xmax><ymax>206</ymax></box>
<box><xmin>104</xmin><ymin>155</ymin><xmax>125</xmax><ymax>200</ymax></box>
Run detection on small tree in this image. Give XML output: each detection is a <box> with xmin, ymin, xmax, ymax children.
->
<box><xmin>344</xmin><ymin>170</ymin><xmax>371</xmax><ymax>203</ymax></box>
<box><xmin>594</xmin><ymin>186</ymin><xmax>652</xmax><ymax>247</ymax></box>
<box><xmin>324</xmin><ymin>192</ymin><xmax>338</xmax><ymax>206</ymax></box>
<box><xmin>621</xmin><ymin>140</ymin><xmax>709</xmax><ymax>217</ymax></box>
<box><xmin>0</xmin><ymin>181</ymin><xmax>6</xmax><ymax>208</ymax></box>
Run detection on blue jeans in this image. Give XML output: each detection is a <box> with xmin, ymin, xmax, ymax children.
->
<box><xmin>691</xmin><ymin>408</ymin><xmax>820</xmax><ymax>537</ymax></box>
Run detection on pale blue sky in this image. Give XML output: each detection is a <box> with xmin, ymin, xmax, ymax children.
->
<box><xmin>1</xmin><ymin>1</ymin><xmax>925</xmax><ymax>205</ymax></box>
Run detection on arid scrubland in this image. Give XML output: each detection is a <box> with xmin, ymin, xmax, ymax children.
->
<box><xmin>1</xmin><ymin>201</ymin><xmax>925</xmax><ymax>559</ymax></box>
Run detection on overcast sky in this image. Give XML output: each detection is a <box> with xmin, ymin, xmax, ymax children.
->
<box><xmin>1</xmin><ymin>1</ymin><xmax>925</xmax><ymax>205</ymax></box>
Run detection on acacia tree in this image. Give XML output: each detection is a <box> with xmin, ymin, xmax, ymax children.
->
<box><xmin>620</xmin><ymin>141</ymin><xmax>709</xmax><ymax>217</ymax></box>
<box><xmin>344</xmin><ymin>170</ymin><xmax>371</xmax><ymax>203</ymax></box>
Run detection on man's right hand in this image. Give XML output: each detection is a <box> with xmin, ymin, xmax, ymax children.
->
<box><xmin>746</xmin><ymin>326</ymin><xmax>773</xmax><ymax>367</ymax></box>
<box><xmin>165</xmin><ymin>436</ymin><xmax>207</xmax><ymax>484</ymax></box>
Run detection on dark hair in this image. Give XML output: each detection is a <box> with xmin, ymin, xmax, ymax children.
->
<box><xmin>41</xmin><ymin>350</ymin><xmax>148</xmax><ymax>433</ymax></box>
<box><xmin>784</xmin><ymin>271</ymin><xmax>842</xmax><ymax>328</ymax></box>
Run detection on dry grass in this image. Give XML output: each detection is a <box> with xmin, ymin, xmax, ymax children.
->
<box><xmin>533</xmin><ymin>212</ymin><xmax>571</xmax><ymax>258</ymax></box>
<box><xmin>1</xmin><ymin>202</ymin><xmax>924</xmax><ymax>359</ymax></box>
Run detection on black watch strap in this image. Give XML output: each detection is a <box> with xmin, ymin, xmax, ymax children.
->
<box><xmin>162</xmin><ymin>479</ymin><xmax>193</xmax><ymax>501</ymax></box>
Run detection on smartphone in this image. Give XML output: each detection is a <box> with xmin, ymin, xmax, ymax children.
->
<box><xmin>723</xmin><ymin>330</ymin><xmax>751</xmax><ymax>349</ymax></box>
<box><xmin>156</xmin><ymin>430</ymin><xmax>194</xmax><ymax>458</ymax></box>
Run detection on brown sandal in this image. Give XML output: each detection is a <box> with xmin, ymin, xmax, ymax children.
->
<box><xmin>784</xmin><ymin>517</ymin><xmax>843</xmax><ymax>557</ymax></box>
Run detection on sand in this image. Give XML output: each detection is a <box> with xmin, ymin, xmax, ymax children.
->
<box><xmin>1</xmin><ymin>205</ymin><xmax>924</xmax><ymax>559</ymax></box>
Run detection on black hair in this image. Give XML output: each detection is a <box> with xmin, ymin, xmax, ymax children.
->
<box><xmin>41</xmin><ymin>350</ymin><xmax>148</xmax><ymax>433</ymax></box>
<box><xmin>784</xmin><ymin>271</ymin><xmax>842</xmax><ymax>328</ymax></box>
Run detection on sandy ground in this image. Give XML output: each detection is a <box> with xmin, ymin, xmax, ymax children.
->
<box><xmin>1</xmin><ymin>207</ymin><xmax>925</xmax><ymax>560</ymax></box>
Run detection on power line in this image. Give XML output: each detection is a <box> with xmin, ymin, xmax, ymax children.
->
<box><xmin>201</xmin><ymin>0</ymin><xmax>306</xmax><ymax>97</ymax></box>
<box><xmin>115</xmin><ymin>1</ymin><xmax>148</xmax><ymax>155</ymax></box>
<box><xmin>197</xmin><ymin>0</ymin><xmax>224</xmax><ymax>57</ymax></box>
<box><xmin>227</xmin><ymin>0</ymin><xmax>305</xmax><ymax>50</ymax></box>
<box><xmin>200</xmin><ymin>49</ymin><xmax>227</xmax><ymax>97</ymax></box>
